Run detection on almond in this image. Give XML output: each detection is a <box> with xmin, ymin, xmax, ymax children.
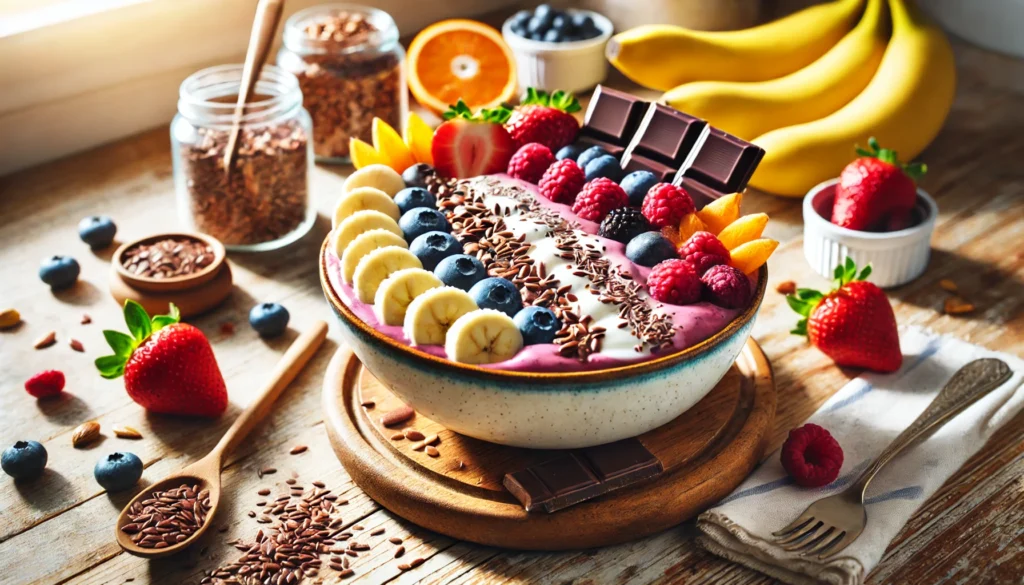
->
<box><xmin>113</xmin><ymin>425</ymin><xmax>143</xmax><ymax>439</ymax></box>
<box><xmin>34</xmin><ymin>331</ymin><xmax>56</xmax><ymax>349</ymax></box>
<box><xmin>944</xmin><ymin>297</ymin><xmax>975</xmax><ymax>315</ymax></box>
<box><xmin>939</xmin><ymin>279</ymin><xmax>958</xmax><ymax>293</ymax></box>
<box><xmin>69</xmin><ymin>338</ymin><xmax>84</xmax><ymax>352</ymax></box>
<box><xmin>380</xmin><ymin>405</ymin><xmax>414</xmax><ymax>427</ymax></box>
<box><xmin>72</xmin><ymin>421</ymin><xmax>101</xmax><ymax>447</ymax></box>
<box><xmin>775</xmin><ymin>281</ymin><xmax>797</xmax><ymax>295</ymax></box>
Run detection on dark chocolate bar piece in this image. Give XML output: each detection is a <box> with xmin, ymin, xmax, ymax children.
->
<box><xmin>580</xmin><ymin>85</ymin><xmax>648</xmax><ymax>146</ymax></box>
<box><xmin>623</xmin><ymin>153</ymin><xmax>677</xmax><ymax>183</ymax></box>
<box><xmin>677</xmin><ymin>177</ymin><xmax>726</xmax><ymax>209</ymax></box>
<box><xmin>503</xmin><ymin>438</ymin><xmax>664</xmax><ymax>513</ymax></box>
<box><xmin>576</xmin><ymin>136</ymin><xmax>627</xmax><ymax>159</ymax></box>
<box><xmin>683</xmin><ymin>128</ymin><xmax>765</xmax><ymax>195</ymax></box>
<box><xmin>628</xmin><ymin>104</ymin><xmax>708</xmax><ymax>167</ymax></box>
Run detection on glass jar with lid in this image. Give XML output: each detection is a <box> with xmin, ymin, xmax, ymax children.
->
<box><xmin>170</xmin><ymin>64</ymin><xmax>315</xmax><ymax>252</ymax></box>
<box><xmin>277</xmin><ymin>3</ymin><xmax>408</xmax><ymax>163</ymax></box>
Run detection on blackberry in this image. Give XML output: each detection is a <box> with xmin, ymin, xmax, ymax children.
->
<box><xmin>598</xmin><ymin>207</ymin><xmax>651</xmax><ymax>243</ymax></box>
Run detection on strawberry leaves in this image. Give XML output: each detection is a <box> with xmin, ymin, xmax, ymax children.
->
<box><xmin>788</xmin><ymin>258</ymin><xmax>872</xmax><ymax>336</ymax></box>
<box><xmin>442</xmin><ymin>99</ymin><xmax>512</xmax><ymax>124</ymax></box>
<box><xmin>520</xmin><ymin>87</ymin><xmax>581</xmax><ymax>114</ymax></box>
<box><xmin>96</xmin><ymin>301</ymin><xmax>180</xmax><ymax>379</ymax></box>
<box><xmin>855</xmin><ymin>137</ymin><xmax>927</xmax><ymax>181</ymax></box>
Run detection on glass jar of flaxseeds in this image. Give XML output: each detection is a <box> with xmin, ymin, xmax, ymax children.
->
<box><xmin>277</xmin><ymin>4</ymin><xmax>407</xmax><ymax>163</ymax></box>
<box><xmin>170</xmin><ymin>64</ymin><xmax>315</xmax><ymax>251</ymax></box>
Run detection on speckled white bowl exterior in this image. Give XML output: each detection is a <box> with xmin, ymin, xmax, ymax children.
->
<box><xmin>321</xmin><ymin>239</ymin><xmax>767</xmax><ymax>449</ymax></box>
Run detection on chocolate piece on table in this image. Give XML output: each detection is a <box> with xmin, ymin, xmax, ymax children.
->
<box><xmin>626</xmin><ymin>103</ymin><xmax>708</xmax><ymax>168</ymax></box>
<box><xmin>503</xmin><ymin>438</ymin><xmax>664</xmax><ymax>513</ymax></box>
<box><xmin>623</xmin><ymin>153</ymin><xmax>678</xmax><ymax>183</ymax></box>
<box><xmin>580</xmin><ymin>85</ymin><xmax>648</xmax><ymax>147</ymax></box>
<box><xmin>682</xmin><ymin>127</ymin><xmax>765</xmax><ymax>195</ymax></box>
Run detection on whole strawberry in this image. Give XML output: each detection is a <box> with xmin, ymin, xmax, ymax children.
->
<box><xmin>505</xmin><ymin>88</ymin><xmax>581</xmax><ymax>151</ymax></box>
<box><xmin>832</xmin><ymin>137</ymin><xmax>926</xmax><ymax>231</ymax></box>
<box><xmin>96</xmin><ymin>301</ymin><xmax>227</xmax><ymax>417</ymax></box>
<box><xmin>788</xmin><ymin>258</ymin><xmax>902</xmax><ymax>372</ymax></box>
<box><xmin>432</xmin><ymin>100</ymin><xmax>517</xmax><ymax>179</ymax></box>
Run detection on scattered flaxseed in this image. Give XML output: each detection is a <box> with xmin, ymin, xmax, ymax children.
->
<box><xmin>113</xmin><ymin>425</ymin><xmax>143</xmax><ymax>439</ymax></box>
<box><xmin>390</xmin><ymin>432</ymin><xmax>405</xmax><ymax>441</ymax></box>
<box><xmin>312</xmin><ymin>480</ymin><xmax>326</xmax><ymax>488</ymax></box>
<box><xmin>360</xmin><ymin>399</ymin><xmax>375</xmax><ymax>408</ymax></box>
<box><xmin>398</xmin><ymin>563</ymin><xmax>411</xmax><ymax>571</ymax></box>
<box><xmin>352</xmin><ymin>525</ymin><xmax>364</xmax><ymax>531</ymax></box>
<box><xmin>80</xmin><ymin>313</ymin><xmax>92</xmax><ymax>325</ymax></box>
<box><xmin>425</xmin><ymin>446</ymin><xmax>440</xmax><ymax>458</ymax></box>
<box><xmin>944</xmin><ymin>297</ymin><xmax>976</xmax><ymax>315</ymax></box>
<box><xmin>34</xmin><ymin>331</ymin><xmax>56</xmax><ymax>349</ymax></box>
<box><xmin>380</xmin><ymin>406</ymin><xmax>415</xmax><ymax>427</ymax></box>
<box><xmin>402</xmin><ymin>428</ymin><xmax>425</xmax><ymax>441</ymax></box>
<box><xmin>219</xmin><ymin>321</ymin><xmax>235</xmax><ymax>336</ymax></box>
<box><xmin>286</xmin><ymin>478</ymin><xmax>297</xmax><ymax>485</ymax></box>
<box><xmin>290</xmin><ymin>445</ymin><xmax>309</xmax><ymax>455</ymax></box>
<box><xmin>776</xmin><ymin>281</ymin><xmax>797</xmax><ymax>295</ymax></box>
<box><xmin>257</xmin><ymin>488</ymin><xmax>271</xmax><ymax>496</ymax></box>
<box><xmin>411</xmin><ymin>434</ymin><xmax>439</xmax><ymax>451</ymax></box>
<box><xmin>388</xmin><ymin>537</ymin><xmax>403</xmax><ymax>545</ymax></box>
<box><xmin>939</xmin><ymin>279</ymin><xmax>958</xmax><ymax>293</ymax></box>
<box><xmin>260</xmin><ymin>466</ymin><xmax>277</xmax><ymax>475</ymax></box>
<box><xmin>393</xmin><ymin>546</ymin><xmax>405</xmax><ymax>558</ymax></box>
<box><xmin>410</xmin><ymin>558</ymin><xmax>425</xmax><ymax>568</ymax></box>
<box><xmin>122</xmin><ymin>483</ymin><xmax>210</xmax><ymax>548</ymax></box>
<box><xmin>370</xmin><ymin>527</ymin><xmax>385</xmax><ymax>536</ymax></box>
<box><xmin>69</xmin><ymin>338</ymin><xmax>85</xmax><ymax>352</ymax></box>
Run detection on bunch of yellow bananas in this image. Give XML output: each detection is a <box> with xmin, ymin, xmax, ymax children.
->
<box><xmin>607</xmin><ymin>0</ymin><xmax>955</xmax><ymax>197</ymax></box>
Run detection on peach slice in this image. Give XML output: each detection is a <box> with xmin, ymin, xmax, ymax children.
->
<box><xmin>372</xmin><ymin>117</ymin><xmax>417</xmax><ymax>173</ymax></box>
<box><xmin>730</xmin><ymin>238</ymin><xmax>778</xmax><ymax>274</ymax></box>
<box><xmin>696</xmin><ymin>193</ymin><xmax>743</xmax><ymax>234</ymax></box>
<box><xmin>718</xmin><ymin>213</ymin><xmax>769</xmax><ymax>250</ymax></box>
<box><xmin>404</xmin><ymin>112</ymin><xmax>435</xmax><ymax>166</ymax></box>
<box><xmin>350</xmin><ymin>138</ymin><xmax>388</xmax><ymax>169</ymax></box>
<box><xmin>676</xmin><ymin>213</ymin><xmax>707</xmax><ymax>244</ymax></box>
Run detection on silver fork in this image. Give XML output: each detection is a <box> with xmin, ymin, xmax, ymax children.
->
<box><xmin>772</xmin><ymin>358</ymin><xmax>1013</xmax><ymax>559</ymax></box>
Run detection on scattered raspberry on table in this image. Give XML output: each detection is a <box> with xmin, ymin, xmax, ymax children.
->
<box><xmin>24</xmin><ymin>370</ymin><xmax>65</xmax><ymax>398</ymax></box>
<box><xmin>781</xmin><ymin>423</ymin><xmax>844</xmax><ymax>488</ymax></box>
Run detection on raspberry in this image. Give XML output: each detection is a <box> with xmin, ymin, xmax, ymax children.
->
<box><xmin>538</xmin><ymin>159</ymin><xmax>585</xmax><ymax>204</ymax></box>
<box><xmin>781</xmin><ymin>423</ymin><xmax>844</xmax><ymax>488</ymax></box>
<box><xmin>641</xmin><ymin>183</ymin><xmax>695</xmax><ymax>229</ymax></box>
<box><xmin>647</xmin><ymin>259</ymin><xmax>702</xmax><ymax>305</ymax></box>
<box><xmin>702</xmin><ymin>265</ymin><xmax>752</xmax><ymax>309</ymax></box>
<box><xmin>572</xmin><ymin>178</ymin><xmax>629</xmax><ymax>222</ymax></box>
<box><xmin>598</xmin><ymin>207</ymin><xmax>651</xmax><ymax>243</ymax></box>
<box><xmin>507</xmin><ymin>143</ymin><xmax>556</xmax><ymax>184</ymax></box>
<box><xmin>679</xmin><ymin>231</ymin><xmax>730</xmax><ymax>275</ymax></box>
<box><xmin>25</xmin><ymin>370</ymin><xmax>65</xmax><ymax>398</ymax></box>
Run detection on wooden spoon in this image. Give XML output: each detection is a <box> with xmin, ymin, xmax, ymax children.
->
<box><xmin>114</xmin><ymin>320</ymin><xmax>328</xmax><ymax>558</ymax></box>
<box><xmin>223</xmin><ymin>0</ymin><xmax>286</xmax><ymax>175</ymax></box>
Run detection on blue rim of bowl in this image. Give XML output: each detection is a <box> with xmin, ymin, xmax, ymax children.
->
<box><xmin>803</xmin><ymin>179</ymin><xmax>939</xmax><ymax>241</ymax></box>
<box><xmin>320</xmin><ymin>235</ymin><xmax>767</xmax><ymax>383</ymax></box>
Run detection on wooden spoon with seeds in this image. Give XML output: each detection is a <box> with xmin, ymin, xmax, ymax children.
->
<box><xmin>114</xmin><ymin>320</ymin><xmax>328</xmax><ymax>558</ymax></box>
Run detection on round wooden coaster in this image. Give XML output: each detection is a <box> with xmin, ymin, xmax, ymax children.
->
<box><xmin>322</xmin><ymin>338</ymin><xmax>775</xmax><ymax>550</ymax></box>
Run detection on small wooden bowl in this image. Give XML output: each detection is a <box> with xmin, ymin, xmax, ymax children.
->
<box><xmin>113</xmin><ymin>233</ymin><xmax>226</xmax><ymax>293</ymax></box>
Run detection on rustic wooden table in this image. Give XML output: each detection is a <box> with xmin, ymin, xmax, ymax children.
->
<box><xmin>1</xmin><ymin>38</ymin><xmax>1022</xmax><ymax>585</ymax></box>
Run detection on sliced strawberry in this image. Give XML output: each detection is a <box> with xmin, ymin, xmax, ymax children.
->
<box><xmin>431</xmin><ymin>100</ymin><xmax>517</xmax><ymax>179</ymax></box>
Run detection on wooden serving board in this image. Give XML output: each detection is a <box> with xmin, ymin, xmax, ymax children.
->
<box><xmin>321</xmin><ymin>339</ymin><xmax>776</xmax><ymax>550</ymax></box>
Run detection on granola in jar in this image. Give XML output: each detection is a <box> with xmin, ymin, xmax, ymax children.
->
<box><xmin>278</xmin><ymin>4</ymin><xmax>407</xmax><ymax>163</ymax></box>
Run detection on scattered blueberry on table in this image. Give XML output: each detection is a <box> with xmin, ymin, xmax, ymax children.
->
<box><xmin>2</xmin><ymin>440</ymin><xmax>48</xmax><ymax>480</ymax></box>
<box><xmin>400</xmin><ymin>208</ymin><xmax>450</xmax><ymax>242</ymax></box>
<box><xmin>410</xmin><ymin>231</ymin><xmax>463</xmax><ymax>271</ymax></box>
<box><xmin>508</xmin><ymin>4</ymin><xmax>603</xmax><ymax>42</ymax></box>
<box><xmin>394</xmin><ymin>187</ymin><xmax>437</xmax><ymax>215</ymax></box>
<box><xmin>94</xmin><ymin>452</ymin><xmax>143</xmax><ymax>492</ymax></box>
<box><xmin>402</xmin><ymin>163</ymin><xmax>434</xmax><ymax>189</ymax></box>
<box><xmin>626</xmin><ymin>232</ymin><xmax>678</xmax><ymax>267</ymax></box>
<box><xmin>39</xmin><ymin>255</ymin><xmax>80</xmax><ymax>290</ymax></box>
<box><xmin>514</xmin><ymin>306</ymin><xmax>561</xmax><ymax>345</ymax></box>
<box><xmin>77</xmin><ymin>215</ymin><xmax>117</xmax><ymax>249</ymax></box>
<box><xmin>434</xmin><ymin>254</ymin><xmax>487</xmax><ymax>291</ymax></box>
<box><xmin>469</xmin><ymin>277</ymin><xmax>523</xmax><ymax>318</ymax></box>
<box><xmin>249</xmin><ymin>302</ymin><xmax>290</xmax><ymax>338</ymax></box>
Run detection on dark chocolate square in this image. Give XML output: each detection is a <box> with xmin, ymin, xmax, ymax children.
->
<box><xmin>580</xmin><ymin>85</ymin><xmax>648</xmax><ymax>146</ymax></box>
<box><xmin>683</xmin><ymin>128</ymin><xmax>765</xmax><ymax>194</ymax></box>
<box><xmin>629</xmin><ymin>104</ymin><xmax>707</xmax><ymax>167</ymax></box>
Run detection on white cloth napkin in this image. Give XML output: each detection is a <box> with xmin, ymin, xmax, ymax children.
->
<box><xmin>696</xmin><ymin>326</ymin><xmax>1024</xmax><ymax>585</ymax></box>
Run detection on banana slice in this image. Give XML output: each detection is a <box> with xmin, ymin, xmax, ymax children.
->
<box><xmin>353</xmin><ymin>246</ymin><xmax>422</xmax><ymax>303</ymax></box>
<box><xmin>332</xmin><ymin>210</ymin><xmax>403</xmax><ymax>259</ymax></box>
<box><xmin>343</xmin><ymin>164</ymin><xmax>406</xmax><ymax>197</ymax></box>
<box><xmin>403</xmin><ymin>287</ymin><xmax>478</xmax><ymax>346</ymax></box>
<box><xmin>332</xmin><ymin>186</ymin><xmax>401</xmax><ymax>228</ymax></box>
<box><xmin>374</xmin><ymin>268</ymin><xmax>443</xmax><ymax>326</ymax></box>
<box><xmin>445</xmin><ymin>309</ymin><xmax>524</xmax><ymax>365</ymax></box>
<box><xmin>340</xmin><ymin>229</ymin><xmax>408</xmax><ymax>284</ymax></box>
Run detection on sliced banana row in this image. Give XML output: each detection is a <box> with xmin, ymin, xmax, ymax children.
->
<box><xmin>374</xmin><ymin>268</ymin><xmax>443</xmax><ymax>326</ymax></box>
<box><xmin>333</xmin><ymin>186</ymin><xmax>400</xmax><ymax>228</ymax></box>
<box><xmin>353</xmin><ymin>246</ymin><xmax>421</xmax><ymax>304</ymax></box>
<box><xmin>332</xmin><ymin>210</ymin><xmax>403</xmax><ymax>259</ymax></box>
<box><xmin>341</xmin><ymin>229</ymin><xmax>407</xmax><ymax>284</ymax></box>
<box><xmin>403</xmin><ymin>287</ymin><xmax>477</xmax><ymax>346</ymax></box>
<box><xmin>343</xmin><ymin>164</ymin><xmax>406</xmax><ymax>197</ymax></box>
<box><xmin>445</xmin><ymin>309</ymin><xmax>524</xmax><ymax>365</ymax></box>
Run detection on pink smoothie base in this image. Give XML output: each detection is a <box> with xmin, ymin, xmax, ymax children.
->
<box><xmin>325</xmin><ymin>175</ymin><xmax>754</xmax><ymax>373</ymax></box>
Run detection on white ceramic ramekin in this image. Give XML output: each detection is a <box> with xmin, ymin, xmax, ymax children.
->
<box><xmin>501</xmin><ymin>10</ymin><xmax>613</xmax><ymax>94</ymax></box>
<box><xmin>803</xmin><ymin>179</ymin><xmax>938</xmax><ymax>288</ymax></box>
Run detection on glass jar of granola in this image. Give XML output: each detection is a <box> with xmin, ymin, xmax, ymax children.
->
<box><xmin>170</xmin><ymin>64</ymin><xmax>315</xmax><ymax>251</ymax></box>
<box><xmin>277</xmin><ymin>4</ymin><xmax>407</xmax><ymax>163</ymax></box>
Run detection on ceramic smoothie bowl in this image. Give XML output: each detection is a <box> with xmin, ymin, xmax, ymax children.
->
<box><xmin>320</xmin><ymin>234</ymin><xmax>766</xmax><ymax>450</ymax></box>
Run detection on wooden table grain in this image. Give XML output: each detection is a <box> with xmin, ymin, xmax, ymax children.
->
<box><xmin>1</xmin><ymin>39</ymin><xmax>1022</xmax><ymax>585</ymax></box>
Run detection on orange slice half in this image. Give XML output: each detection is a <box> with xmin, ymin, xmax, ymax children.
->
<box><xmin>407</xmin><ymin>19</ymin><xmax>517</xmax><ymax>115</ymax></box>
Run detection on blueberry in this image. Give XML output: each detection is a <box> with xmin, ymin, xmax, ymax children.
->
<box><xmin>410</xmin><ymin>231</ymin><xmax>463</xmax><ymax>271</ymax></box>
<box><xmin>2</xmin><ymin>440</ymin><xmax>47</xmax><ymax>480</ymax></box>
<box><xmin>394</xmin><ymin>187</ymin><xmax>437</xmax><ymax>215</ymax></box>
<box><xmin>572</xmin><ymin>13</ymin><xmax>595</xmax><ymax>30</ymax></box>
<box><xmin>94</xmin><ymin>452</ymin><xmax>143</xmax><ymax>492</ymax></box>
<box><xmin>434</xmin><ymin>254</ymin><xmax>487</xmax><ymax>291</ymax></box>
<box><xmin>626</xmin><ymin>232</ymin><xmax>678</xmax><ymax>267</ymax></box>
<box><xmin>584</xmin><ymin>154</ymin><xmax>624</xmax><ymax>183</ymax></box>
<box><xmin>543</xmin><ymin>29</ymin><xmax>562</xmax><ymax>42</ymax></box>
<box><xmin>514</xmin><ymin>306</ymin><xmax>562</xmax><ymax>345</ymax></box>
<box><xmin>400</xmin><ymin>208</ymin><xmax>450</xmax><ymax>242</ymax></box>
<box><xmin>621</xmin><ymin>170</ymin><xmax>660</xmax><ymax>206</ymax></box>
<box><xmin>510</xmin><ymin>9</ymin><xmax>531</xmax><ymax>28</ymax></box>
<box><xmin>535</xmin><ymin>4</ymin><xmax>552</xmax><ymax>17</ymax></box>
<box><xmin>402</xmin><ymin>163</ymin><xmax>434</xmax><ymax>189</ymax></box>
<box><xmin>551</xmin><ymin>15</ymin><xmax>570</xmax><ymax>33</ymax></box>
<box><xmin>469</xmin><ymin>277</ymin><xmax>523</xmax><ymax>317</ymax></box>
<box><xmin>511</xmin><ymin>23</ymin><xmax>527</xmax><ymax>36</ymax></box>
<box><xmin>556</xmin><ymin>144</ymin><xmax>584</xmax><ymax>161</ymax></box>
<box><xmin>249</xmin><ymin>302</ymin><xmax>290</xmax><ymax>337</ymax></box>
<box><xmin>39</xmin><ymin>255</ymin><xmax>80</xmax><ymax>290</ymax></box>
<box><xmin>576</xmin><ymin>145</ymin><xmax>608</xmax><ymax>170</ymax></box>
<box><xmin>527</xmin><ymin>15</ymin><xmax>547</xmax><ymax>35</ymax></box>
<box><xmin>78</xmin><ymin>215</ymin><xmax>117</xmax><ymax>249</ymax></box>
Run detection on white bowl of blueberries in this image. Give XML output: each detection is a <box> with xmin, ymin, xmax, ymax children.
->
<box><xmin>502</xmin><ymin>4</ymin><xmax>613</xmax><ymax>93</ymax></box>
